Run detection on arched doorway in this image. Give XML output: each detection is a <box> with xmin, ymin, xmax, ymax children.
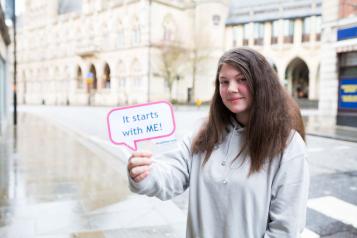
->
<box><xmin>87</xmin><ymin>64</ymin><xmax>97</xmax><ymax>91</ymax></box>
<box><xmin>103</xmin><ymin>63</ymin><xmax>111</xmax><ymax>89</ymax></box>
<box><xmin>87</xmin><ymin>64</ymin><xmax>97</xmax><ymax>105</ymax></box>
<box><xmin>76</xmin><ymin>66</ymin><xmax>83</xmax><ymax>89</ymax></box>
<box><xmin>285</xmin><ymin>58</ymin><xmax>309</xmax><ymax>98</ymax></box>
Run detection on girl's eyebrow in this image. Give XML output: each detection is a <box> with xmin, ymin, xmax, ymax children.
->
<box><xmin>219</xmin><ymin>74</ymin><xmax>242</xmax><ymax>79</ymax></box>
<box><xmin>218</xmin><ymin>76</ymin><xmax>228</xmax><ymax>79</ymax></box>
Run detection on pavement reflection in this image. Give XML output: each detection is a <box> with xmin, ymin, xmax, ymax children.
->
<box><xmin>0</xmin><ymin>113</ymin><xmax>131</xmax><ymax>237</ymax></box>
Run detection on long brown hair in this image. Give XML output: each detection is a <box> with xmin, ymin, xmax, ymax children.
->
<box><xmin>191</xmin><ymin>48</ymin><xmax>305</xmax><ymax>174</ymax></box>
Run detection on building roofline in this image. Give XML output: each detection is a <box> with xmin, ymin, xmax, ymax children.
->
<box><xmin>227</xmin><ymin>0</ymin><xmax>322</xmax><ymax>25</ymax></box>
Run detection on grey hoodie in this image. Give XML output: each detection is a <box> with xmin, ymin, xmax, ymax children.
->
<box><xmin>129</xmin><ymin>122</ymin><xmax>309</xmax><ymax>238</ymax></box>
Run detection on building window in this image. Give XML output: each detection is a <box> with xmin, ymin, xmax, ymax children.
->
<box><xmin>117</xmin><ymin>61</ymin><xmax>126</xmax><ymax>89</ymax></box>
<box><xmin>302</xmin><ymin>17</ymin><xmax>311</xmax><ymax>42</ymax></box>
<box><xmin>130</xmin><ymin>59</ymin><xmax>143</xmax><ymax>88</ymax></box>
<box><xmin>212</xmin><ymin>15</ymin><xmax>221</xmax><ymax>26</ymax></box>
<box><xmin>254</xmin><ymin>22</ymin><xmax>264</xmax><ymax>45</ymax></box>
<box><xmin>131</xmin><ymin>17</ymin><xmax>141</xmax><ymax>45</ymax></box>
<box><xmin>76</xmin><ymin>66</ymin><xmax>83</xmax><ymax>89</ymax></box>
<box><xmin>118</xmin><ymin>30</ymin><xmax>124</xmax><ymax>47</ymax></box>
<box><xmin>315</xmin><ymin>16</ymin><xmax>321</xmax><ymax>41</ymax></box>
<box><xmin>232</xmin><ymin>27</ymin><xmax>239</xmax><ymax>47</ymax></box>
<box><xmin>119</xmin><ymin>77</ymin><xmax>126</xmax><ymax>88</ymax></box>
<box><xmin>243</xmin><ymin>23</ymin><xmax>249</xmax><ymax>46</ymax></box>
<box><xmin>58</xmin><ymin>0</ymin><xmax>82</xmax><ymax>14</ymax></box>
<box><xmin>271</xmin><ymin>20</ymin><xmax>279</xmax><ymax>44</ymax></box>
<box><xmin>117</xmin><ymin>20</ymin><xmax>125</xmax><ymax>47</ymax></box>
<box><xmin>162</xmin><ymin>15</ymin><xmax>175</xmax><ymax>42</ymax></box>
<box><xmin>103</xmin><ymin>63</ymin><xmax>111</xmax><ymax>89</ymax></box>
<box><xmin>283</xmin><ymin>19</ymin><xmax>294</xmax><ymax>44</ymax></box>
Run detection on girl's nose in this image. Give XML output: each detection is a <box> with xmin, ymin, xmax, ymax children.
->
<box><xmin>228</xmin><ymin>82</ymin><xmax>238</xmax><ymax>93</ymax></box>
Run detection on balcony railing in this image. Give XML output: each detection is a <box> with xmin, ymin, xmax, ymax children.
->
<box><xmin>302</xmin><ymin>34</ymin><xmax>310</xmax><ymax>42</ymax></box>
<box><xmin>283</xmin><ymin>35</ymin><xmax>293</xmax><ymax>44</ymax></box>
<box><xmin>254</xmin><ymin>38</ymin><xmax>263</xmax><ymax>45</ymax></box>
<box><xmin>316</xmin><ymin>33</ymin><xmax>321</xmax><ymax>41</ymax></box>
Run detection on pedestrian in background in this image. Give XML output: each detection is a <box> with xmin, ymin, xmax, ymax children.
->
<box><xmin>127</xmin><ymin>48</ymin><xmax>309</xmax><ymax>238</ymax></box>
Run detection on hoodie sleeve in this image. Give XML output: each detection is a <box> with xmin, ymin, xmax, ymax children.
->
<box><xmin>128</xmin><ymin>135</ymin><xmax>192</xmax><ymax>200</ymax></box>
<box><xmin>264</xmin><ymin>133</ymin><xmax>310</xmax><ymax>238</ymax></box>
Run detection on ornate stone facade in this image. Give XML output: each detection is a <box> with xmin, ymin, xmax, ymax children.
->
<box><xmin>14</xmin><ymin>0</ymin><xmax>323</xmax><ymax>107</ymax></box>
<box><xmin>320</xmin><ymin>0</ymin><xmax>357</xmax><ymax>126</ymax></box>
<box><xmin>225</xmin><ymin>0</ymin><xmax>322</xmax><ymax>101</ymax></box>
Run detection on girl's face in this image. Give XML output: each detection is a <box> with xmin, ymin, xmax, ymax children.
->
<box><xmin>219</xmin><ymin>63</ymin><xmax>252</xmax><ymax>125</ymax></box>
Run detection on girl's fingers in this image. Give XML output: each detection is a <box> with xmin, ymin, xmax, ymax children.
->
<box><xmin>128</xmin><ymin>156</ymin><xmax>152</xmax><ymax>170</ymax></box>
<box><xmin>130</xmin><ymin>151</ymin><xmax>152</xmax><ymax>158</ymax></box>
<box><xmin>127</xmin><ymin>151</ymin><xmax>152</xmax><ymax>181</ymax></box>
<box><xmin>133</xmin><ymin>171</ymin><xmax>149</xmax><ymax>183</ymax></box>
<box><xmin>129</xmin><ymin>165</ymin><xmax>150</xmax><ymax>178</ymax></box>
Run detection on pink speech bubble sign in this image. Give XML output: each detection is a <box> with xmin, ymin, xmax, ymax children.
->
<box><xmin>107</xmin><ymin>100</ymin><xmax>176</xmax><ymax>151</ymax></box>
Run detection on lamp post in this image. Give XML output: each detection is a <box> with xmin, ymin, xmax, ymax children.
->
<box><xmin>10</xmin><ymin>0</ymin><xmax>17</xmax><ymax>125</ymax></box>
<box><xmin>147</xmin><ymin>0</ymin><xmax>152</xmax><ymax>102</ymax></box>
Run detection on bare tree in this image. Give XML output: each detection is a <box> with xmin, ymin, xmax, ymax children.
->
<box><xmin>157</xmin><ymin>43</ymin><xmax>187</xmax><ymax>101</ymax></box>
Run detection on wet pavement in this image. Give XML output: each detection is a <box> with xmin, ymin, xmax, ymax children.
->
<box><xmin>1</xmin><ymin>105</ymin><xmax>357</xmax><ymax>238</ymax></box>
<box><xmin>0</xmin><ymin>113</ymin><xmax>186</xmax><ymax>238</ymax></box>
<box><xmin>302</xmin><ymin>111</ymin><xmax>357</xmax><ymax>143</ymax></box>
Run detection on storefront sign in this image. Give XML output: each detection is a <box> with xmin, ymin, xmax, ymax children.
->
<box><xmin>337</xmin><ymin>26</ymin><xmax>357</xmax><ymax>41</ymax></box>
<box><xmin>339</xmin><ymin>78</ymin><xmax>357</xmax><ymax>110</ymax></box>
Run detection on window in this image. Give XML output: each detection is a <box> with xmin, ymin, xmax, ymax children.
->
<box><xmin>315</xmin><ymin>16</ymin><xmax>321</xmax><ymax>41</ymax></box>
<box><xmin>232</xmin><ymin>27</ymin><xmax>239</xmax><ymax>47</ymax></box>
<box><xmin>302</xmin><ymin>17</ymin><xmax>311</xmax><ymax>42</ymax></box>
<box><xmin>131</xmin><ymin>17</ymin><xmax>141</xmax><ymax>45</ymax></box>
<box><xmin>58</xmin><ymin>0</ymin><xmax>82</xmax><ymax>14</ymax></box>
<box><xmin>130</xmin><ymin>59</ymin><xmax>142</xmax><ymax>88</ymax></box>
<box><xmin>103</xmin><ymin>64</ymin><xmax>111</xmax><ymax>89</ymax></box>
<box><xmin>212</xmin><ymin>15</ymin><xmax>221</xmax><ymax>26</ymax></box>
<box><xmin>162</xmin><ymin>15</ymin><xmax>175</xmax><ymax>42</ymax></box>
<box><xmin>283</xmin><ymin>19</ymin><xmax>294</xmax><ymax>43</ymax></box>
<box><xmin>243</xmin><ymin>24</ymin><xmax>250</xmax><ymax>46</ymax></box>
<box><xmin>271</xmin><ymin>20</ymin><xmax>279</xmax><ymax>44</ymax></box>
<box><xmin>254</xmin><ymin>23</ymin><xmax>264</xmax><ymax>45</ymax></box>
<box><xmin>117</xmin><ymin>61</ymin><xmax>126</xmax><ymax>88</ymax></box>
<box><xmin>117</xmin><ymin>21</ymin><xmax>125</xmax><ymax>47</ymax></box>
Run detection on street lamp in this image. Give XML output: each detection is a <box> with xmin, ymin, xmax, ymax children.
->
<box><xmin>147</xmin><ymin>0</ymin><xmax>152</xmax><ymax>102</ymax></box>
<box><xmin>11</xmin><ymin>0</ymin><xmax>17</xmax><ymax>126</ymax></box>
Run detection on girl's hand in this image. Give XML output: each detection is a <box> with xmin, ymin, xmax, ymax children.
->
<box><xmin>128</xmin><ymin>151</ymin><xmax>153</xmax><ymax>183</ymax></box>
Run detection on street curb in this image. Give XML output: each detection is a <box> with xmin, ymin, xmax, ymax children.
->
<box><xmin>307</xmin><ymin>133</ymin><xmax>357</xmax><ymax>143</ymax></box>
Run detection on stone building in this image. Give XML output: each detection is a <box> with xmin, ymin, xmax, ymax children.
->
<box><xmin>14</xmin><ymin>0</ymin><xmax>323</xmax><ymax>107</ymax></box>
<box><xmin>225</xmin><ymin>0</ymin><xmax>322</xmax><ymax>101</ymax></box>
<box><xmin>15</xmin><ymin>0</ymin><xmax>228</xmax><ymax>106</ymax></box>
<box><xmin>0</xmin><ymin>2</ymin><xmax>10</xmax><ymax>135</ymax></box>
<box><xmin>320</xmin><ymin>0</ymin><xmax>357</xmax><ymax>127</ymax></box>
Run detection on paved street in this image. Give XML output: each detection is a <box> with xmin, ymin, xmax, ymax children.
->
<box><xmin>0</xmin><ymin>105</ymin><xmax>357</xmax><ymax>237</ymax></box>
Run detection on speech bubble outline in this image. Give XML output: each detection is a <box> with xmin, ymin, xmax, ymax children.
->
<box><xmin>106</xmin><ymin>100</ymin><xmax>176</xmax><ymax>151</ymax></box>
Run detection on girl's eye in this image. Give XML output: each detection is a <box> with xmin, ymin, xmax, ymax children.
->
<box><xmin>237</xmin><ymin>78</ymin><xmax>247</xmax><ymax>84</ymax></box>
<box><xmin>219</xmin><ymin>81</ymin><xmax>228</xmax><ymax>85</ymax></box>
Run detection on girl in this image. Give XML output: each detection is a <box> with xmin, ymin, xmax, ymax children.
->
<box><xmin>127</xmin><ymin>48</ymin><xmax>309</xmax><ymax>238</ymax></box>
